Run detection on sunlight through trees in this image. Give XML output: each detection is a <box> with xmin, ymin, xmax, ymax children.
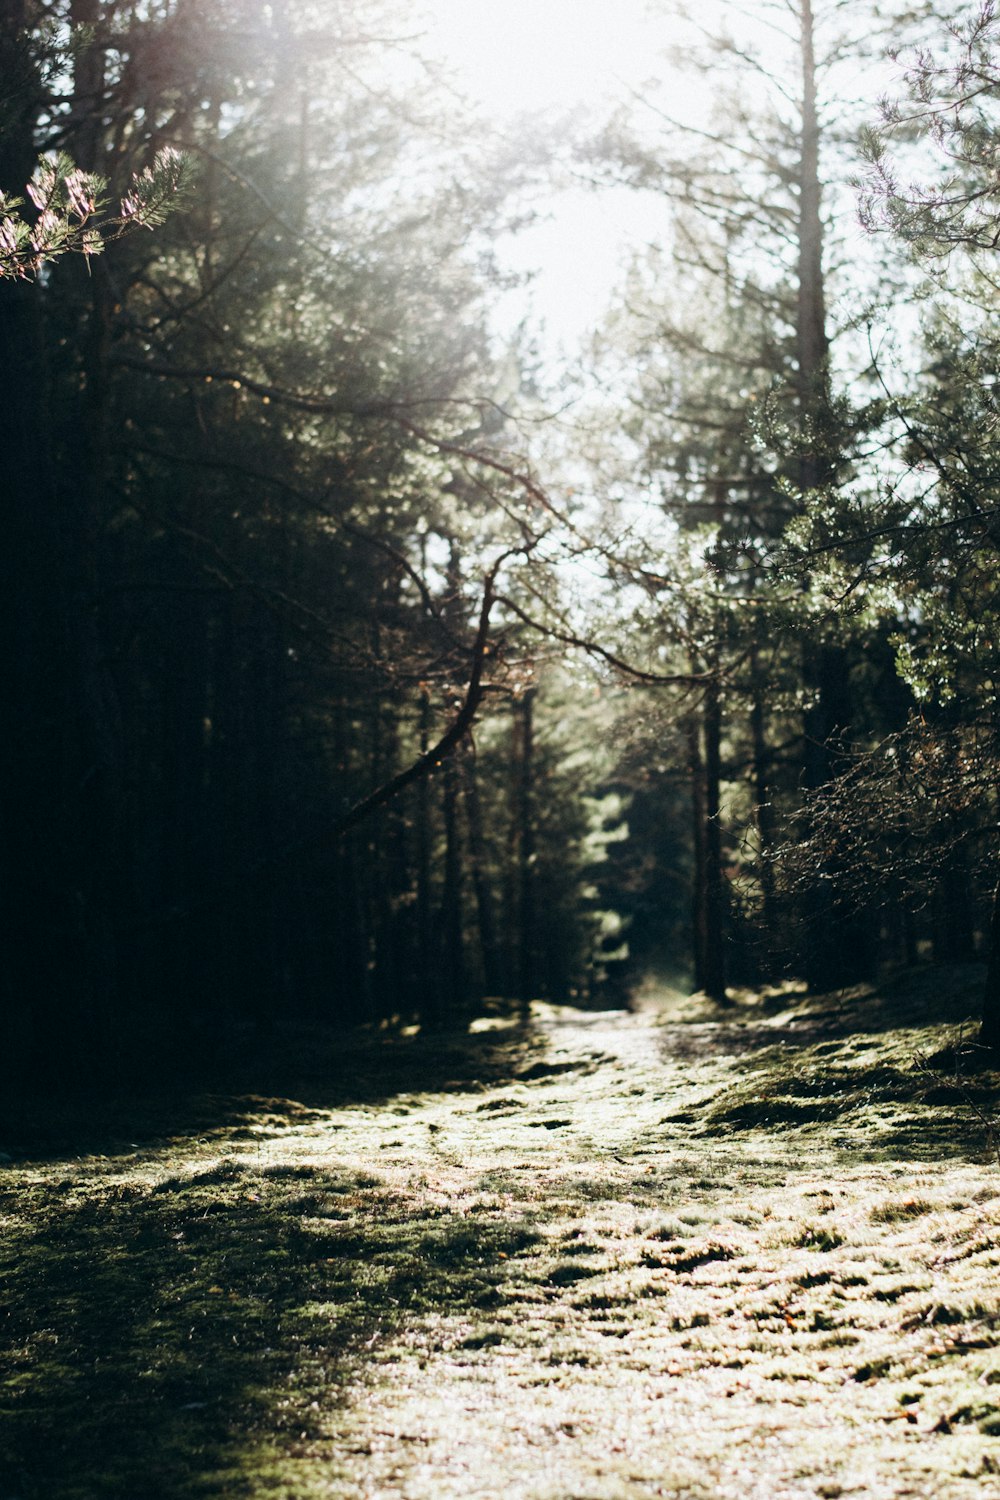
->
<box><xmin>2</xmin><ymin>0</ymin><xmax>1000</xmax><ymax>1070</ymax></box>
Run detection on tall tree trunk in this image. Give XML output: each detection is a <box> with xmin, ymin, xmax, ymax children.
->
<box><xmin>702</xmin><ymin>676</ymin><xmax>728</xmax><ymax>1001</ymax></box>
<box><xmin>157</xmin><ymin>586</ymin><xmax>211</xmax><ymax>1028</ymax></box>
<box><xmin>980</xmin><ymin>874</ymin><xmax>1000</xmax><ymax>1052</ymax></box>
<box><xmin>750</xmin><ymin>649</ymin><xmax>777</xmax><ymax>957</ymax></box>
<box><xmin>687</xmin><ymin>712</ymin><xmax>709</xmax><ymax>994</ymax></box>
<box><xmin>63</xmin><ymin>0</ymin><xmax>131</xmax><ymax>1070</ymax></box>
<box><xmin>936</xmin><ymin>849</ymin><xmax>976</xmax><ymax>964</ymax></box>
<box><xmin>793</xmin><ymin>2</ymin><xmax>875</xmax><ymax>989</ymax></box>
<box><xmin>362</xmin><ymin>644</ymin><xmax>386</xmax><ymax>1026</ymax></box>
<box><xmin>800</xmin><ymin>643</ymin><xmax>877</xmax><ymax>989</ymax></box>
<box><xmin>516</xmin><ymin>688</ymin><xmax>537</xmax><ymax>1014</ymax></box>
<box><xmin>440</xmin><ymin>753</ymin><xmax>466</xmax><ymax>1022</ymax></box>
<box><xmin>461</xmin><ymin>744</ymin><xmax>502</xmax><ymax>995</ymax></box>
<box><xmin>796</xmin><ymin>0</ymin><xmax>828</xmax><ymax>433</ymax></box>
<box><xmin>328</xmin><ymin>690</ymin><xmax>358</xmax><ymax>1017</ymax></box>
<box><xmin>684</xmin><ymin>663</ymin><xmax>729</xmax><ymax>1004</ymax></box>
<box><xmin>0</xmin><ymin>1</ymin><xmax>67</xmax><ymax>1079</ymax></box>
<box><xmin>415</xmin><ymin>686</ymin><xmax>436</xmax><ymax>1025</ymax></box>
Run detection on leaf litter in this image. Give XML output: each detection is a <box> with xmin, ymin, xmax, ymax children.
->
<box><xmin>2</xmin><ymin>966</ymin><xmax>1000</xmax><ymax>1497</ymax></box>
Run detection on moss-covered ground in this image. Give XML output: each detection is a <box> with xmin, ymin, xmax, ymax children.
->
<box><xmin>3</xmin><ymin>967</ymin><xmax>1000</xmax><ymax>1498</ymax></box>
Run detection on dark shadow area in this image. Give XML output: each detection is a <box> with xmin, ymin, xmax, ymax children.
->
<box><xmin>0</xmin><ymin>1013</ymin><xmax>544</xmax><ymax>1166</ymax></box>
<box><xmin>0</xmin><ymin>1161</ymin><xmax>542</xmax><ymax>1500</ymax></box>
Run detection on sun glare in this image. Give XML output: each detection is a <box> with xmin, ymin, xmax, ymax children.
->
<box><xmin>424</xmin><ymin>0</ymin><xmax>666</xmax><ymax>119</ymax></box>
<box><xmin>412</xmin><ymin>2</ymin><xmax>720</xmax><ymax>352</ymax></box>
<box><xmin>412</xmin><ymin>2</ymin><xmax>686</xmax><ymax>351</ymax></box>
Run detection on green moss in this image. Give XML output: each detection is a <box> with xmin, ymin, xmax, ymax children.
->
<box><xmin>5</xmin><ymin>969</ymin><xmax>1000</xmax><ymax>1498</ymax></box>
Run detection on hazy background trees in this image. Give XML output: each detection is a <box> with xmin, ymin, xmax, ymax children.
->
<box><xmin>570</xmin><ymin>0</ymin><xmax>1000</xmax><ymax>1023</ymax></box>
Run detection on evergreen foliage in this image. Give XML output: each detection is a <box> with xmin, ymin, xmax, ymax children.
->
<box><xmin>5</xmin><ymin>0</ymin><xmax>1000</xmax><ymax>1083</ymax></box>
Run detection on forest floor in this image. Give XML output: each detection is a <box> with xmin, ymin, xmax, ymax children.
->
<box><xmin>4</xmin><ymin>968</ymin><xmax>1000</xmax><ymax>1499</ymax></box>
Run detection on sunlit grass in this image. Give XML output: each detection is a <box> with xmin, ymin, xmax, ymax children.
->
<box><xmin>2</xmin><ymin>967</ymin><xmax>1000</xmax><ymax>1496</ymax></box>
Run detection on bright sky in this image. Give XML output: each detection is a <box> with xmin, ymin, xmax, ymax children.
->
<box><xmin>423</xmin><ymin>0</ymin><xmax>668</xmax><ymax>119</ymax></box>
<box><xmin>414</xmin><ymin>0</ymin><xmax>893</xmax><ymax>361</ymax></box>
<box><xmin>418</xmin><ymin>0</ymin><xmax>687</xmax><ymax>353</ymax></box>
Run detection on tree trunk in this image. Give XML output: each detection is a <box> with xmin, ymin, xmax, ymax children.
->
<box><xmin>936</xmin><ymin>850</ymin><xmax>976</xmax><ymax>964</ymax></box>
<box><xmin>516</xmin><ymin>688</ymin><xmax>537</xmax><ymax>1014</ymax></box>
<box><xmin>0</xmin><ymin>2</ymin><xmax>68</xmax><ymax>1080</ymax></box>
<box><xmin>461</xmin><ymin>744</ymin><xmax>502</xmax><ymax>995</ymax></box>
<box><xmin>750</xmin><ymin>652</ymin><xmax>778</xmax><ymax>957</ymax></box>
<box><xmin>702</xmin><ymin>676</ymin><xmax>728</xmax><ymax>1001</ymax></box>
<box><xmin>687</xmin><ymin>713</ymin><xmax>709</xmax><ymax>994</ymax></box>
<box><xmin>415</xmin><ymin>686</ymin><xmax>436</xmax><ymax>1024</ymax></box>
<box><xmin>0</xmin><ymin>3</ymin><xmax>131</xmax><ymax>1080</ymax></box>
<box><xmin>980</xmin><ymin>875</ymin><xmax>1000</xmax><ymax>1052</ymax></box>
<box><xmin>687</xmin><ymin>669</ymin><xmax>728</xmax><ymax>1002</ymax></box>
<box><xmin>62</xmin><ymin>0</ymin><xmax>133</xmax><ymax>1071</ymax></box>
<box><xmin>796</xmin><ymin>0</ymin><xmax>828</xmax><ymax>436</ymax></box>
<box><xmin>440</xmin><ymin>752</ymin><xmax>466</xmax><ymax>1021</ymax></box>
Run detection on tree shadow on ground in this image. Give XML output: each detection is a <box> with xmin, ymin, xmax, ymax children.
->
<box><xmin>0</xmin><ymin>1014</ymin><xmax>544</xmax><ymax>1165</ymax></box>
<box><xmin>0</xmin><ymin>1159</ymin><xmax>542</xmax><ymax>1500</ymax></box>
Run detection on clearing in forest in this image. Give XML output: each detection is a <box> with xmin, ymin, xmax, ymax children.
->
<box><xmin>3</xmin><ymin>968</ymin><xmax>1000</xmax><ymax>1499</ymax></box>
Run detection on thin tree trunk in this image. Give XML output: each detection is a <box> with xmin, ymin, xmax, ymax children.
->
<box><xmin>702</xmin><ymin>678</ymin><xmax>728</xmax><ymax>1002</ymax></box>
<box><xmin>440</xmin><ymin>752</ymin><xmax>466</xmax><ymax>1021</ymax></box>
<box><xmin>687</xmin><ymin>712</ymin><xmax>709</xmax><ymax>994</ymax></box>
<box><xmin>462</xmin><ymin>744</ymin><xmax>502</xmax><ymax>995</ymax></box>
<box><xmin>750</xmin><ymin>653</ymin><xmax>777</xmax><ymax>953</ymax></box>
<box><xmin>937</xmin><ymin>851</ymin><xmax>976</xmax><ymax>964</ymax></box>
<box><xmin>516</xmin><ymin>688</ymin><xmax>537</xmax><ymax>1015</ymax></box>
<box><xmin>980</xmin><ymin>875</ymin><xmax>1000</xmax><ymax>1052</ymax></box>
<box><xmin>796</xmin><ymin>0</ymin><xmax>828</xmax><ymax>433</ymax></box>
<box><xmin>415</xmin><ymin>686</ymin><xmax>436</xmax><ymax>1024</ymax></box>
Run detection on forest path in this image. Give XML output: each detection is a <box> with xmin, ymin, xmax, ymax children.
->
<box><xmin>3</xmin><ymin>975</ymin><xmax>1000</xmax><ymax>1499</ymax></box>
